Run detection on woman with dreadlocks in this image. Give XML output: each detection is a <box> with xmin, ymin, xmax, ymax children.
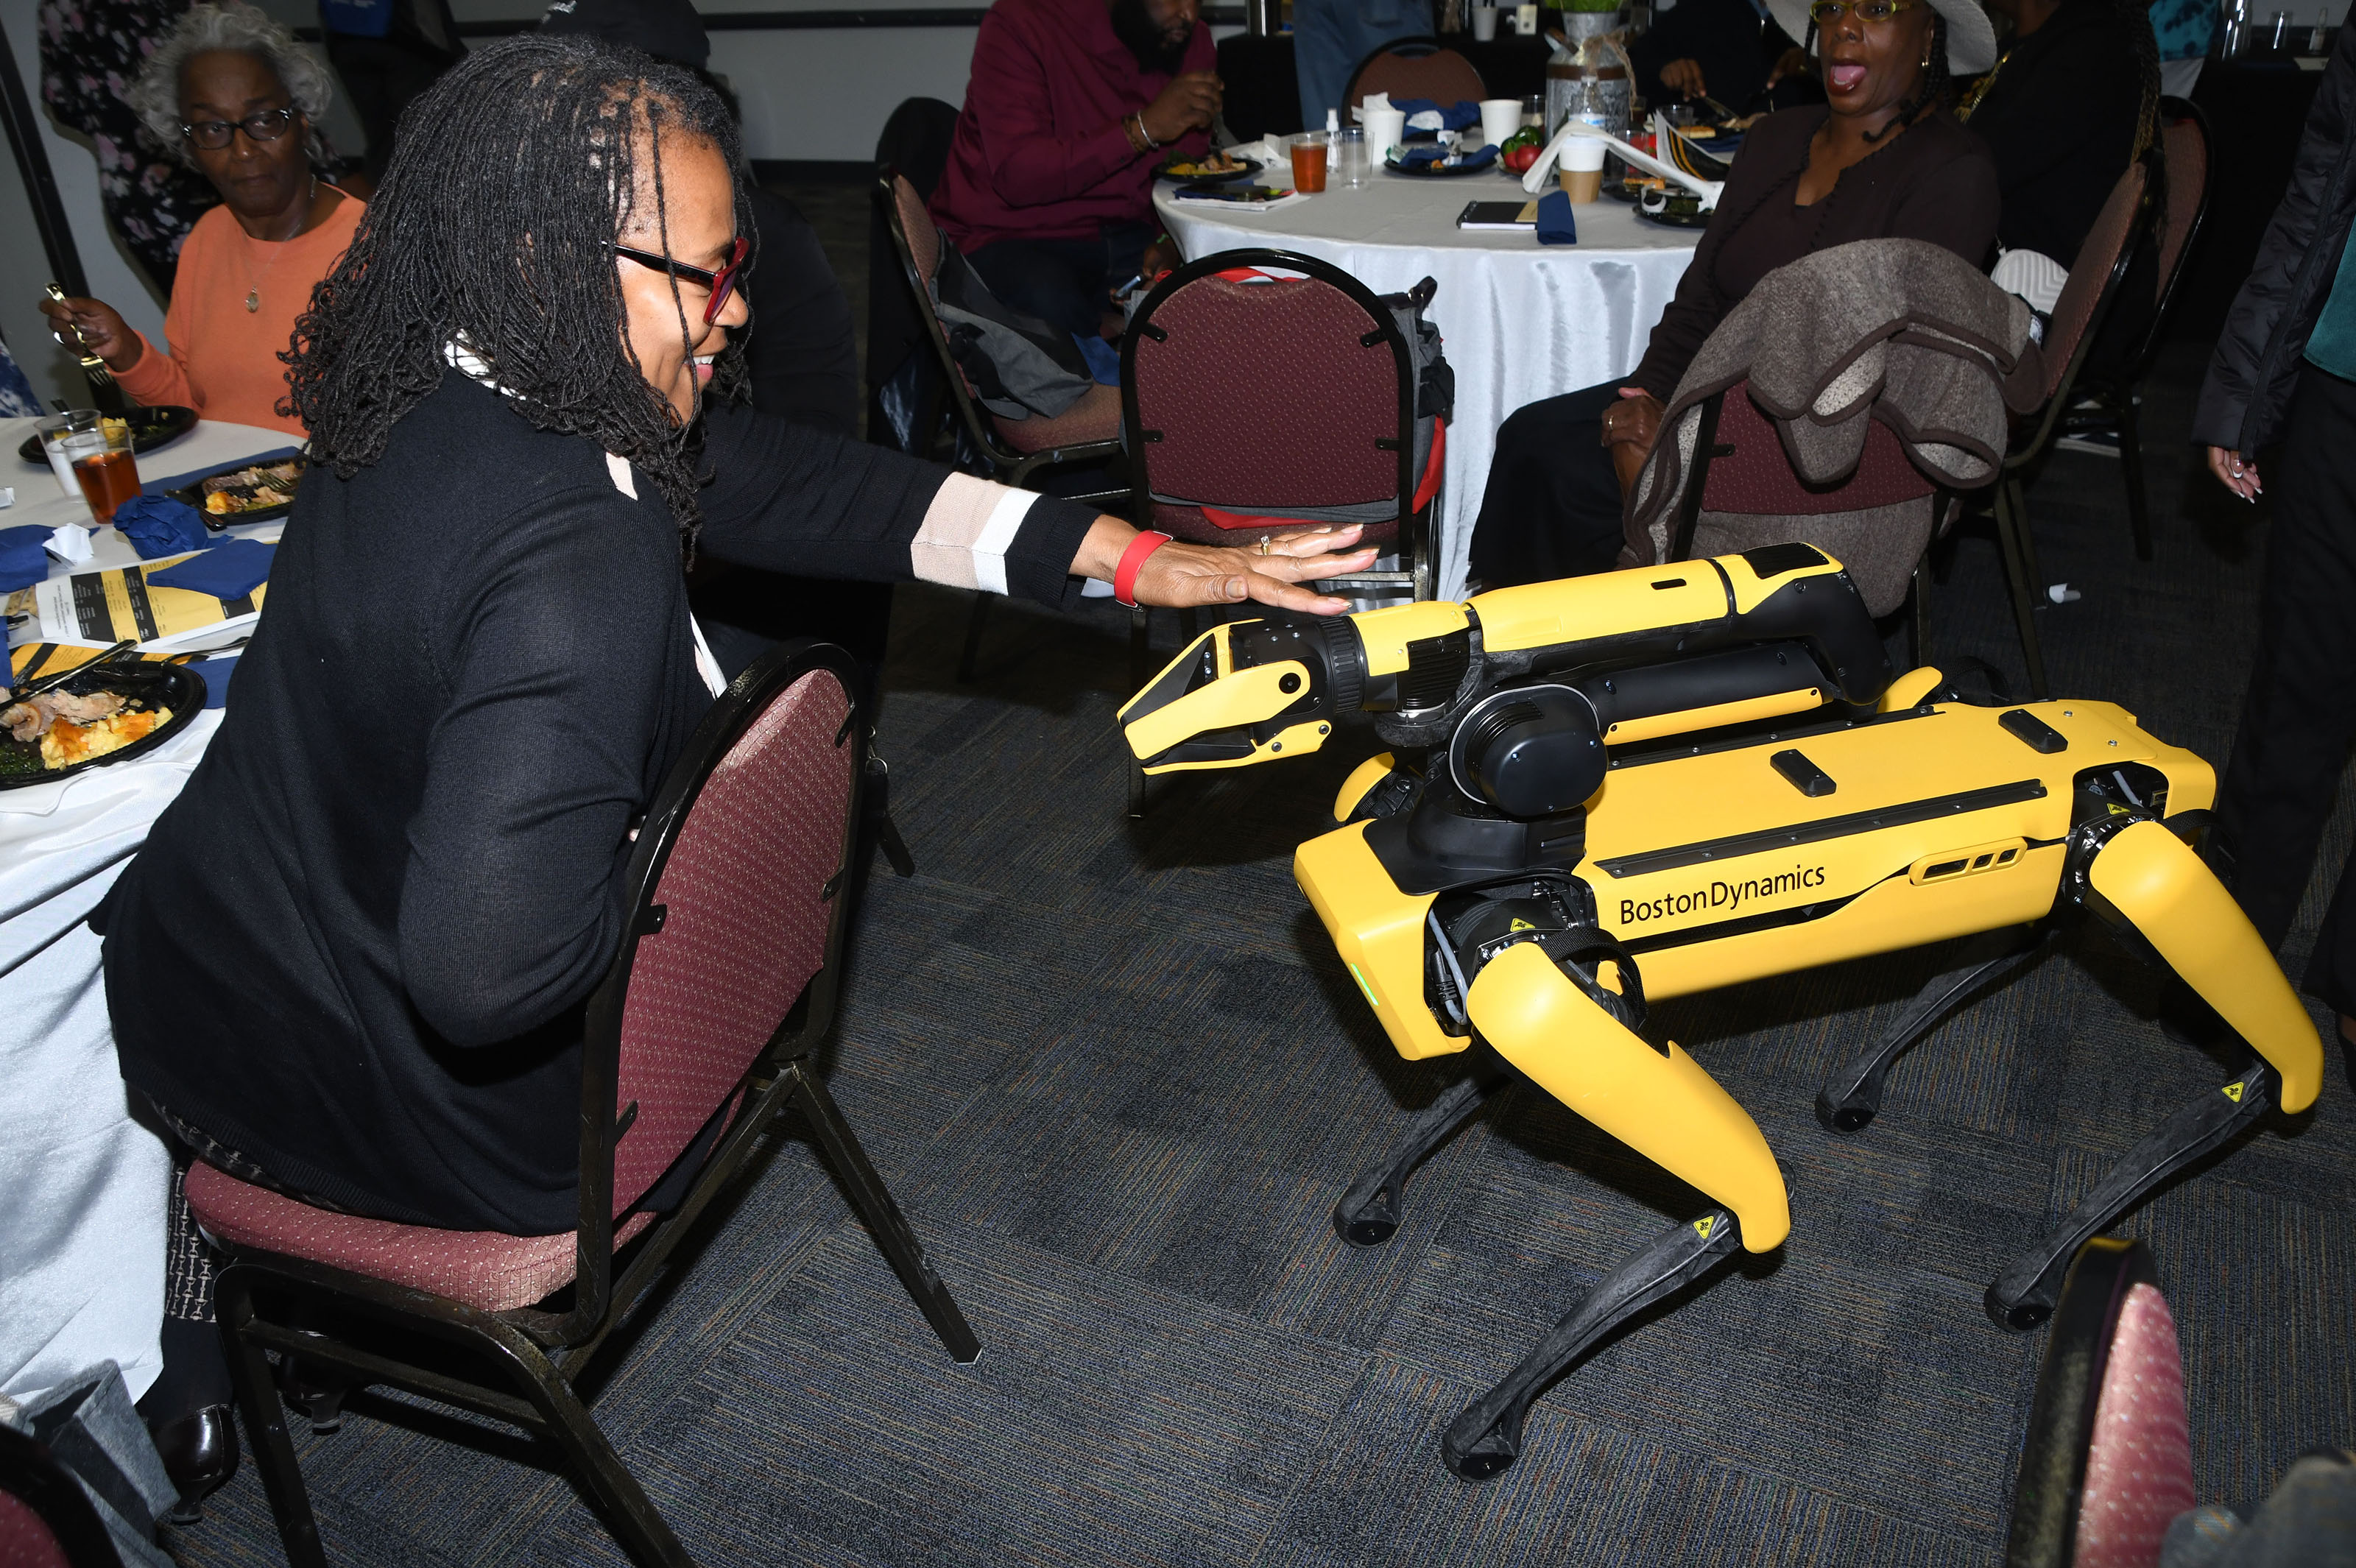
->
<box><xmin>91</xmin><ymin>32</ymin><xmax>1372</xmax><ymax>1514</ymax></box>
<box><xmin>1465</xmin><ymin>0</ymin><xmax>1999</xmax><ymax>590</ymax></box>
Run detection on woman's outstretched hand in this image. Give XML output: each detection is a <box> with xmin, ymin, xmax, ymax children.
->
<box><xmin>1077</xmin><ymin>519</ymin><xmax>1378</xmax><ymax>615</ymax></box>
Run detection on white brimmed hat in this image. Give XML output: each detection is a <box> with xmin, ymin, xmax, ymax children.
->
<box><xmin>1763</xmin><ymin>0</ymin><xmax>2000</xmax><ymax>78</ymax></box>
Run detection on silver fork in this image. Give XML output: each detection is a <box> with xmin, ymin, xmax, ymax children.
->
<box><xmin>45</xmin><ymin>282</ymin><xmax>130</xmax><ymax>414</ymax></box>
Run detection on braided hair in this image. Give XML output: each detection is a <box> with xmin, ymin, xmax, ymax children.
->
<box><xmin>1863</xmin><ymin>14</ymin><xmax>1950</xmax><ymax>143</ymax></box>
<box><xmin>283</xmin><ymin>35</ymin><xmax>748</xmax><ymax>532</ymax></box>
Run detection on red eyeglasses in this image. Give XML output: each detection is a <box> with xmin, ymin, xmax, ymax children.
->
<box><xmin>608</xmin><ymin>236</ymin><xmax>750</xmax><ymax>324</ymax></box>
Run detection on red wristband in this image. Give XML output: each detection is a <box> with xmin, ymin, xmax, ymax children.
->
<box><xmin>1112</xmin><ymin>530</ymin><xmax>1172</xmax><ymax>607</ymax></box>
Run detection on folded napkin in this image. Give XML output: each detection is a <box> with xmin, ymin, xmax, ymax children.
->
<box><xmin>1393</xmin><ymin>97</ymin><xmax>1480</xmax><ymax>134</ymax></box>
<box><xmin>141</xmin><ymin>445</ymin><xmax>304</xmax><ymax>499</ymax></box>
<box><xmin>1392</xmin><ymin>142</ymin><xmax>1500</xmax><ymax>172</ymax></box>
<box><xmin>188</xmin><ymin>652</ymin><xmax>239</xmax><ymax>710</ymax></box>
<box><xmin>0</xmin><ymin>524</ymin><xmax>47</xmax><ymax>593</ymax></box>
<box><xmin>144</xmin><ymin>538</ymin><xmax>276</xmax><ymax>599</ymax></box>
<box><xmin>1072</xmin><ymin>333</ymin><xmax>1121</xmax><ymax>386</ymax></box>
<box><xmin>46</xmin><ymin>524</ymin><xmax>92</xmax><ymax>565</ymax></box>
<box><xmin>112</xmin><ymin>495</ymin><xmax>210</xmax><ymax>559</ymax></box>
<box><xmin>1537</xmin><ymin>188</ymin><xmax>1579</xmax><ymax>246</ymax></box>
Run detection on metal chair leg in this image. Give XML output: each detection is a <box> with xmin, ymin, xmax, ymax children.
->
<box><xmin>1907</xmin><ymin>557</ymin><xmax>1929</xmax><ymax>670</ymax></box>
<box><xmin>216</xmin><ymin>1266</ymin><xmax>328</xmax><ymax>1568</ymax></box>
<box><xmin>478</xmin><ymin>1322</ymin><xmax>693</xmax><ymax>1568</ymax></box>
<box><xmin>783</xmin><ymin>1060</ymin><xmax>982</xmax><ymax>1364</ymax></box>
<box><xmin>956</xmin><ymin>593</ymin><xmax>990</xmax><ymax>684</ymax></box>
<box><xmin>2117</xmin><ymin>392</ymin><xmax>2154</xmax><ymax>561</ymax></box>
<box><xmin>1993</xmin><ymin>476</ymin><xmax>2051</xmax><ymax>699</ymax></box>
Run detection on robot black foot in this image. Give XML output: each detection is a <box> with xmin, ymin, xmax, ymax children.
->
<box><xmin>1333</xmin><ymin>1070</ymin><xmax>1503</xmax><ymax>1249</ymax></box>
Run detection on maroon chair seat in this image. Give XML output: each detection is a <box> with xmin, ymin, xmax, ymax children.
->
<box><xmin>188</xmin><ymin>1166</ymin><xmax>656</xmax><ymax>1316</ymax></box>
<box><xmin>200</xmin><ymin>643</ymin><xmax>978</xmax><ymax>1568</ymax></box>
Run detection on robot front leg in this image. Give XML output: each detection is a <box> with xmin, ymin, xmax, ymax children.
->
<box><xmin>1437</xmin><ymin>942</ymin><xmax>1791</xmax><ymax>1481</ymax></box>
<box><xmin>1333</xmin><ymin>1058</ymin><xmax>1511</xmax><ymax>1248</ymax></box>
<box><xmin>1986</xmin><ymin>818</ymin><xmax>2327</xmax><ymax>1330</ymax></box>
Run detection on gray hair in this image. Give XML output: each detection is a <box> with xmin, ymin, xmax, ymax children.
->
<box><xmin>125</xmin><ymin>2</ymin><xmax>336</xmax><ymax>165</ymax></box>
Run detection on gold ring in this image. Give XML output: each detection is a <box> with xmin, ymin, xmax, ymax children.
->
<box><xmin>1256</xmin><ymin>535</ymin><xmax>1272</xmax><ymax>556</ymax></box>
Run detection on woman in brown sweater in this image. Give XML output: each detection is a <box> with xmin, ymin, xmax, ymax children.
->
<box><xmin>1467</xmin><ymin>0</ymin><xmax>2000</xmax><ymax>588</ymax></box>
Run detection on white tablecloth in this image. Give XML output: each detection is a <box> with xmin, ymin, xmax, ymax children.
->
<box><xmin>0</xmin><ymin>414</ymin><xmax>281</xmax><ymax>1405</ymax></box>
<box><xmin>1157</xmin><ymin>172</ymin><xmax>1700</xmax><ymax>599</ymax></box>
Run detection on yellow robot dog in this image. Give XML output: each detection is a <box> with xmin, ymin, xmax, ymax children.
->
<box><xmin>1117</xmin><ymin>544</ymin><xmax>2323</xmax><ymax>1481</ymax></box>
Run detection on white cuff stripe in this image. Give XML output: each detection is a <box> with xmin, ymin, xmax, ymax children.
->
<box><xmin>969</xmin><ymin>488</ymin><xmax>1037</xmax><ymax>598</ymax></box>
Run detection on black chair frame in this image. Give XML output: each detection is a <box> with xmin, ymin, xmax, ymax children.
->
<box><xmin>2003</xmin><ymin>1235</ymin><xmax>2162</xmax><ymax>1568</ymax></box>
<box><xmin>1115</xmin><ymin>248</ymin><xmax>1441</xmax><ymax>813</ymax></box>
<box><xmin>1339</xmin><ymin>34</ymin><xmax>1486</xmax><ymax>116</ymax></box>
<box><xmin>2061</xmin><ymin>98</ymin><xmax>2215</xmax><ymax>562</ymax></box>
<box><xmin>1986</xmin><ymin>162</ymin><xmax>2154</xmax><ymax>699</ymax></box>
<box><xmin>213</xmin><ymin>640</ymin><xmax>980</xmax><ymax>1568</ymax></box>
<box><xmin>874</xmin><ymin>166</ymin><xmax>1126</xmax><ymax>501</ymax></box>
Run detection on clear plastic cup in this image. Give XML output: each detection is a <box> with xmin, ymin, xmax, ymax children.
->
<box><xmin>1333</xmin><ymin>127</ymin><xmax>1369</xmax><ymax>188</ymax></box>
<box><xmin>69</xmin><ymin>420</ymin><xmax>140</xmax><ymax>524</ymax></box>
<box><xmin>1289</xmin><ymin>133</ymin><xmax>1330</xmax><ymax>192</ymax></box>
<box><xmin>36</xmin><ymin>412</ymin><xmax>102</xmax><ymax>504</ymax></box>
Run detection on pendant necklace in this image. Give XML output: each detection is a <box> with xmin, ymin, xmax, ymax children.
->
<box><xmin>244</xmin><ymin>177</ymin><xmax>317</xmax><ymax>312</ymax></box>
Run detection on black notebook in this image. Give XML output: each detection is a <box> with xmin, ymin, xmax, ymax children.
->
<box><xmin>1457</xmin><ymin>199</ymin><xmax>1539</xmax><ymax>230</ymax></box>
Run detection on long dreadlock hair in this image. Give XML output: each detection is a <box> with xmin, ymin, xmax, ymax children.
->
<box><xmin>283</xmin><ymin>35</ymin><xmax>749</xmax><ymax>532</ymax></box>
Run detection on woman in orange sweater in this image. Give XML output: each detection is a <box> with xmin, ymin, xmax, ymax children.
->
<box><xmin>38</xmin><ymin>2</ymin><xmax>362</xmax><ymax>438</ymax></box>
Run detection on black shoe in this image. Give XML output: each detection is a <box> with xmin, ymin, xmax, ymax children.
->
<box><xmin>150</xmin><ymin>1405</ymin><xmax>238</xmax><ymax>1524</ymax></box>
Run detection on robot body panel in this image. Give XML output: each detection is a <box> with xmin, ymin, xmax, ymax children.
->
<box><xmin>1294</xmin><ymin>823</ymin><xmax>1461</xmax><ymax>1063</ymax></box>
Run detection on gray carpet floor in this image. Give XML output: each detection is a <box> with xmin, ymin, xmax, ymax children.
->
<box><xmin>164</xmin><ymin>322</ymin><xmax>2355</xmax><ymax>1564</ymax></box>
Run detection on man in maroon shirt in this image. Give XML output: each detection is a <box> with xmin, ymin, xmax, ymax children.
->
<box><xmin>930</xmin><ymin>0</ymin><xmax>1220</xmax><ymax>342</ymax></box>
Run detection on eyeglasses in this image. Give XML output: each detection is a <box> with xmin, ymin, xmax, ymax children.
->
<box><xmin>1807</xmin><ymin>0</ymin><xmax>1917</xmax><ymax>21</ymax></box>
<box><xmin>607</xmin><ymin>236</ymin><xmax>750</xmax><ymax>325</ymax></box>
<box><xmin>181</xmin><ymin>105</ymin><xmax>297</xmax><ymax>150</ymax></box>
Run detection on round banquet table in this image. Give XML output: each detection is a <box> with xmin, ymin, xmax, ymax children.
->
<box><xmin>1</xmin><ymin>414</ymin><xmax>284</xmax><ymax>1407</ymax></box>
<box><xmin>1155</xmin><ymin>168</ymin><xmax>1701</xmax><ymax>599</ymax></box>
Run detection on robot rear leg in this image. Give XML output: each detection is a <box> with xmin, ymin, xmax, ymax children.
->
<box><xmin>1815</xmin><ymin>924</ymin><xmax>2053</xmax><ymax>1134</ymax></box>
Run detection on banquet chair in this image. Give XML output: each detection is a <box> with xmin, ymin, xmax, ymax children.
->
<box><xmin>0</xmin><ymin>1423</ymin><xmax>127</xmax><ymax>1568</ymax></box>
<box><xmin>1660</xmin><ymin>377</ymin><xmax>1944</xmax><ymax>660</ymax></box>
<box><xmin>2005</xmin><ymin>1236</ymin><xmax>2194</xmax><ymax>1568</ymax></box>
<box><xmin>1343</xmin><ymin>37</ymin><xmax>1486</xmax><ymax>116</ymax></box>
<box><xmin>1983</xmin><ymin>158</ymin><xmax>2150</xmax><ymax>700</ymax></box>
<box><xmin>867</xmin><ymin>97</ymin><xmax>963</xmax><ymax>452</ymax></box>
<box><xmin>1120</xmin><ymin>250</ymin><xmax>1447</xmax><ymax>811</ymax></box>
<box><xmin>189</xmin><ymin>641</ymin><xmax>980</xmax><ymax>1568</ymax></box>
<box><xmin>879</xmin><ymin>169</ymin><xmax>1132</xmax><ymax>688</ymax></box>
<box><xmin>2058</xmin><ymin>99</ymin><xmax>2214</xmax><ymax>562</ymax></box>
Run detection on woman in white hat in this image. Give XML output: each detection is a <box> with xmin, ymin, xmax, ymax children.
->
<box><xmin>1467</xmin><ymin>0</ymin><xmax>2002</xmax><ymax>590</ymax></box>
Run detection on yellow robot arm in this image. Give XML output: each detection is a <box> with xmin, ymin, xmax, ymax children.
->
<box><xmin>1118</xmin><ymin>545</ymin><xmax>1893</xmax><ymax>778</ymax></box>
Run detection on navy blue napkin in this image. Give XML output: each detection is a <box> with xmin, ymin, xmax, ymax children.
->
<box><xmin>1537</xmin><ymin>189</ymin><xmax>1578</xmax><ymax>246</ymax></box>
<box><xmin>1392</xmin><ymin>98</ymin><xmax>1481</xmax><ymax>133</ymax></box>
<box><xmin>112</xmin><ymin>495</ymin><xmax>210</xmax><ymax>559</ymax></box>
<box><xmin>145</xmin><ymin>538</ymin><xmax>276</xmax><ymax>599</ymax></box>
<box><xmin>0</xmin><ymin>524</ymin><xmax>46</xmax><ymax>593</ymax></box>
<box><xmin>188</xmin><ymin>653</ymin><xmax>238</xmax><ymax>710</ymax></box>
<box><xmin>1394</xmin><ymin>142</ymin><xmax>1499</xmax><ymax>172</ymax></box>
<box><xmin>140</xmin><ymin>446</ymin><xmax>303</xmax><ymax>499</ymax></box>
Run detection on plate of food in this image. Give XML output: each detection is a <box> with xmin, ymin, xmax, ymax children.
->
<box><xmin>166</xmin><ymin>455</ymin><xmax>308</xmax><ymax>526</ymax></box>
<box><xmin>15</xmin><ymin>406</ymin><xmax>197</xmax><ymax>466</ymax></box>
<box><xmin>1635</xmin><ymin>187</ymin><xmax>1713</xmax><ymax>228</ymax></box>
<box><xmin>0</xmin><ymin>657</ymin><xmax>202</xmax><ymax>789</ymax></box>
<box><xmin>1385</xmin><ymin>142</ymin><xmax>1500</xmax><ymax>177</ymax></box>
<box><xmin>1157</xmin><ymin>152</ymin><xmax>1260</xmax><ymax>183</ymax></box>
<box><xmin>1610</xmin><ymin>174</ymin><xmax>1670</xmax><ymax>203</ymax></box>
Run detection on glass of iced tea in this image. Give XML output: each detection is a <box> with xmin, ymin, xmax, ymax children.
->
<box><xmin>67</xmin><ymin>419</ymin><xmax>141</xmax><ymax>524</ymax></box>
<box><xmin>1289</xmin><ymin>132</ymin><xmax>1329</xmax><ymax>193</ymax></box>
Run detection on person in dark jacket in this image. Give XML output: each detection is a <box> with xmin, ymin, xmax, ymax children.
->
<box><xmin>536</xmin><ymin>0</ymin><xmax>878</xmax><ymax>681</ymax></box>
<box><xmin>1631</xmin><ymin>0</ymin><xmax>1815</xmax><ymax>114</ymax></box>
<box><xmin>1468</xmin><ymin>0</ymin><xmax>1999</xmax><ymax>589</ymax></box>
<box><xmin>1961</xmin><ymin>0</ymin><xmax>2156</xmax><ymax>310</ymax></box>
<box><xmin>100</xmin><ymin>34</ymin><xmax>1372</xmax><ymax>1514</ymax></box>
<box><xmin>2193</xmin><ymin>19</ymin><xmax>2356</xmax><ymax>1094</ymax></box>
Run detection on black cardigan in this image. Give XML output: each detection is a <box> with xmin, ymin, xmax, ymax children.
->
<box><xmin>1962</xmin><ymin>0</ymin><xmax>2145</xmax><ymax>266</ymax></box>
<box><xmin>2194</xmin><ymin>22</ymin><xmax>2356</xmax><ymax>455</ymax></box>
<box><xmin>102</xmin><ymin>375</ymin><xmax>1096</xmax><ymax>1232</ymax></box>
<box><xmin>1632</xmin><ymin>105</ymin><xmax>2001</xmax><ymax>400</ymax></box>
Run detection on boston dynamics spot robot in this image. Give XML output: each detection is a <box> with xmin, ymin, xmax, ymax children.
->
<box><xmin>1117</xmin><ymin>545</ymin><xmax>2323</xmax><ymax>1481</ymax></box>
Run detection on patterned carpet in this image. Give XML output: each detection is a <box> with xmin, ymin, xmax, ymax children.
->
<box><xmin>170</xmin><ymin>341</ymin><xmax>2355</xmax><ymax>1567</ymax></box>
